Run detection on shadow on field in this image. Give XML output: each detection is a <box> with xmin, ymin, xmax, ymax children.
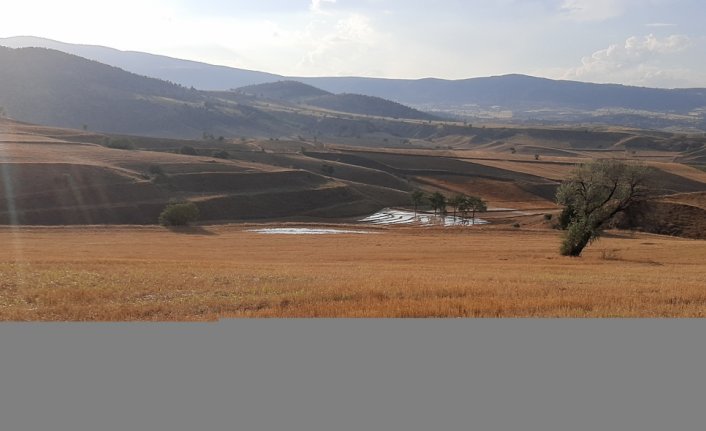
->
<box><xmin>165</xmin><ymin>226</ymin><xmax>217</xmax><ymax>236</ymax></box>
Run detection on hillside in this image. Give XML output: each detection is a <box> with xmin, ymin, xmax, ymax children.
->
<box><xmin>0</xmin><ymin>118</ymin><xmax>410</xmax><ymax>225</ymax></box>
<box><xmin>0</xmin><ymin>47</ymin><xmax>309</xmax><ymax>139</ymax></box>
<box><xmin>0</xmin><ymin>48</ymin><xmax>437</xmax><ymax>138</ymax></box>
<box><xmin>4</xmin><ymin>37</ymin><xmax>706</xmax><ymax>131</ymax></box>
<box><xmin>296</xmin><ymin>74</ymin><xmax>706</xmax><ymax>112</ymax></box>
<box><xmin>234</xmin><ymin>81</ymin><xmax>437</xmax><ymax>121</ymax></box>
<box><xmin>2</xmin><ymin>116</ymin><xmax>706</xmax><ymax>232</ymax></box>
<box><xmin>235</xmin><ymin>80</ymin><xmax>332</xmax><ymax>101</ymax></box>
<box><xmin>0</xmin><ymin>35</ymin><xmax>282</xmax><ymax>90</ymax></box>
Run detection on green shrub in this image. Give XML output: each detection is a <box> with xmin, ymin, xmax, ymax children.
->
<box><xmin>543</xmin><ymin>213</ymin><xmax>553</xmax><ymax>221</ymax></box>
<box><xmin>158</xmin><ymin>202</ymin><xmax>199</xmax><ymax>226</ymax></box>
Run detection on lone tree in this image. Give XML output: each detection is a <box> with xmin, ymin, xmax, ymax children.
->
<box><xmin>556</xmin><ymin>159</ymin><xmax>652</xmax><ymax>257</ymax></box>
<box><xmin>410</xmin><ymin>190</ymin><xmax>426</xmax><ymax>217</ymax></box>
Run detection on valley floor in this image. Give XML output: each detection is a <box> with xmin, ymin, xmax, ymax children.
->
<box><xmin>1</xmin><ymin>224</ymin><xmax>705</xmax><ymax>319</ymax></box>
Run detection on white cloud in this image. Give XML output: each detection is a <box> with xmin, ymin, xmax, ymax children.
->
<box><xmin>296</xmin><ymin>13</ymin><xmax>380</xmax><ymax>76</ymax></box>
<box><xmin>558</xmin><ymin>34</ymin><xmax>701</xmax><ymax>87</ymax></box>
<box><xmin>646</xmin><ymin>23</ymin><xmax>677</xmax><ymax>28</ymax></box>
<box><xmin>310</xmin><ymin>0</ymin><xmax>337</xmax><ymax>14</ymax></box>
<box><xmin>559</xmin><ymin>0</ymin><xmax>629</xmax><ymax>22</ymax></box>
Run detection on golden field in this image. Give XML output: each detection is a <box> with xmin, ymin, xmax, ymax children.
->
<box><xmin>1</xmin><ymin>224</ymin><xmax>705</xmax><ymax>320</ymax></box>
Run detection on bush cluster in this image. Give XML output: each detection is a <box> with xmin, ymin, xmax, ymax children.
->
<box><xmin>158</xmin><ymin>201</ymin><xmax>200</xmax><ymax>226</ymax></box>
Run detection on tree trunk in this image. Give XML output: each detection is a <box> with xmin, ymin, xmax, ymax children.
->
<box><xmin>561</xmin><ymin>229</ymin><xmax>594</xmax><ymax>257</ymax></box>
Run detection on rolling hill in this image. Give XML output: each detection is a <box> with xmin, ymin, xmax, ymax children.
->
<box><xmin>2</xmin><ymin>115</ymin><xmax>706</xmax><ymax>234</ymax></box>
<box><xmin>0</xmin><ymin>47</ymin><xmax>438</xmax><ymax>138</ymax></box>
<box><xmin>234</xmin><ymin>81</ymin><xmax>437</xmax><ymax>121</ymax></box>
<box><xmin>0</xmin><ymin>35</ymin><xmax>282</xmax><ymax>90</ymax></box>
<box><xmin>1</xmin><ymin>43</ymin><xmax>706</xmax><ymax>233</ymax></box>
<box><xmin>3</xmin><ymin>36</ymin><xmax>706</xmax><ymax>131</ymax></box>
<box><xmin>0</xmin><ymin>118</ymin><xmax>410</xmax><ymax>225</ymax></box>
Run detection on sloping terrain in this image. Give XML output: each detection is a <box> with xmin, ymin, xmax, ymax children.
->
<box><xmin>0</xmin><ymin>36</ymin><xmax>283</xmax><ymax>90</ymax></box>
<box><xmin>0</xmin><ymin>119</ymin><xmax>409</xmax><ymax>225</ymax></box>
<box><xmin>619</xmin><ymin>194</ymin><xmax>706</xmax><ymax>240</ymax></box>
<box><xmin>0</xmin><ymin>48</ymin><xmax>436</xmax><ymax>139</ymax></box>
<box><xmin>234</xmin><ymin>81</ymin><xmax>437</xmax><ymax>121</ymax></box>
<box><xmin>235</xmin><ymin>81</ymin><xmax>332</xmax><ymax>101</ymax></box>
<box><xmin>2</xmin><ymin>106</ymin><xmax>706</xmax><ymax>229</ymax></box>
<box><xmin>4</xmin><ymin>36</ymin><xmax>706</xmax><ymax>132</ymax></box>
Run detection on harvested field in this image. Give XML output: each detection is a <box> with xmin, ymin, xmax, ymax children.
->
<box><xmin>1</xmin><ymin>225</ymin><xmax>705</xmax><ymax>320</ymax></box>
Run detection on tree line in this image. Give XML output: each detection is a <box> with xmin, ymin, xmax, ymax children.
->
<box><xmin>410</xmin><ymin>190</ymin><xmax>487</xmax><ymax>224</ymax></box>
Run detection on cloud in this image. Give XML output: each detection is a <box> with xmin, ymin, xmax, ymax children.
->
<box><xmin>558</xmin><ymin>34</ymin><xmax>699</xmax><ymax>87</ymax></box>
<box><xmin>559</xmin><ymin>0</ymin><xmax>629</xmax><ymax>21</ymax></box>
<box><xmin>646</xmin><ymin>22</ymin><xmax>677</xmax><ymax>28</ymax></box>
<box><xmin>310</xmin><ymin>0</ymin><xmax>337</xmax><ymax>14</ymax></box>
<box><xmin>296</xmin><ymin>13</ymin><xmax>380</xmax><ymax>75</ymax></box>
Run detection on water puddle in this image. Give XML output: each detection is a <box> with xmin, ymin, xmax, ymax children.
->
<box><xmin>247</xmin><ymin>228</ymin><xmax>377</xmax><ymax>235</ymax></box>
<box><xmin>360</xmin><ymin>208</ymin><xmax>488</xmax><ymax>226</ymax></box>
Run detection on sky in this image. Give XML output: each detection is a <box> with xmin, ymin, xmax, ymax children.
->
<box><xmin>1</xmin><ymin>0</ymin><xmax>705</xmax><ymax>87</ymax></box>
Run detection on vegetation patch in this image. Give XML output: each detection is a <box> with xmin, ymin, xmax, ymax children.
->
<box><xmin>158</xmin><ymin>201</ymin><xmax>200</xmax><ymax>226</ymax></box>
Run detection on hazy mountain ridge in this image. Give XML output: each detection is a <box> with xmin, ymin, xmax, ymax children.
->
<box><xmin>234</xmin><ymin>81</ymin><xmax>437</xmax><ymax>121</ymax></box>
<box><xmin>0</xmin><ymin>47</ymin><xmax>437</xmax><ymax>138</ymax></box>
<box><xmin>0</xmin><ymin>36</ymin><xmax>282</xmax><ymax>90</ymax></box>
<box><xmin>3</xmin><ymin>36</ymin><xmax>706</xmax><ymax>128</ymax></box>
<box><xmin>235</xmin><ymin>81</ymin><xmax>332</xmax><ymax>100</ymax></box>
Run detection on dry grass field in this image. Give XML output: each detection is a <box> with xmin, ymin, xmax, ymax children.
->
<box><xmin>1</xmin><ymin>224</ymin><xmax>705</xmax><ymax>320</ymax></box>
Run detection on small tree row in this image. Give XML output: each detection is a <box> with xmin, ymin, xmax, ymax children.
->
<box><xmin>410</xmin><ymin>190</ymin><xmax>487</xmax><ymax>225</ymax></box>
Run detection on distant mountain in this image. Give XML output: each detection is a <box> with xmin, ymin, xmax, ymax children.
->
<box><xmin>236</xmin><ymin>80</ymin><xmax>332</xmax><ymax>101</ymax></box>
<box><xmin>296</xmin><ymin>74</ymin><xmax>706</xmax><ymax>113</ymax></box>
<box><xmin>0</xmin><ymin>47</ymin><xmax>436</xmax><ymax>138</ymax></box>
<box><xmin>0</xmin><ymin>46</ymin><xmax>292</xmax><ymax>138</ymax></box>
<box><xmin>235</xmin><ymin>81</ymin><xmax>437</xmax><ymax>121</ymax></box>
<box><xmin>0</xmin><ymin>36</ymin><xmax>282</xmax><ymax>90</ymax></box>
<box><xmin>3</xmin><ymin>37</ymin><xmax>705</xmax><ymax>119</ymax></box>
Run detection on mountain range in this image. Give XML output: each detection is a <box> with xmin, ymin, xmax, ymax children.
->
<box><xmin>0</xmin><ymin>46</ymin><xmax>440</xmax><ymax>138</ymax></box>
<box><xmin>2</xmin><ymin>36</ymin><xmax>706</xmax><ymax>132</ymax></box>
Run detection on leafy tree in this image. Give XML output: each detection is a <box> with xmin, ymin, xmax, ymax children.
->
<box><xmin>428</xmin><ymin>192</ymin><xmax>447</xmax><ymax>216</ymax></box>
<box><xmin>459</xmin><ymin>196</ymin><xmax>487</xmax><ymax>225</ymax></box>
<box><xmin>158</xmin><ymin>201</ymin><xmax>200</xmax><ymax>226</ymax></box>
<box><xmin>556</xmin><ymin>159</ymin><xmax>652</xmax><ymax>256</ymax></box>
<box><xmin>410</xmin><ymin>190</ymin><xmax>426</xmax><ymax>217</ymax></box>
<box><xmin>448</xmin><ymin>194</ymin><xmax>466</xmax><ymax>223</ymax></box>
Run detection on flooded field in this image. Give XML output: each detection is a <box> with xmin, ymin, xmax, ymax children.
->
<box><xmin>359</xmin><ymin>208</ymin><xmax>488</xmax><ymax>226</ymax></box>
<box><xmin>247</xmin><ymin>228</ymin><xmax>376</xmax><ymax>235</ymax></box>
